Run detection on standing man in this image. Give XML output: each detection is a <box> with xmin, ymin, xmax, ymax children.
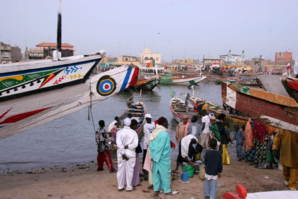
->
<box><xmin>108</xmin><ymin>116</ymin><xmax>121</xmax><ymax>132</ymax></box>
<box><xmin>201</xmin><ymin>111</ymin><xmax>212</xmax><ymax>149</ymax></box>
<box><xmin>175</xmin><ymin>117</ymin><xmax>189</xmax><ymax>144</ymax></box>
<box><xmin>216</xmin><ymin>114</ymin><xmax>231</xmax><ymax>165</ymax></box>
<box><xmin>187</xmin><ymin>115</ymin><xmax>201</xmax><ymax>138</ymax></box>
<box><xmin>175</xmin><ymin>117</ymin><xmax>189</xmax><ymax>171</ymax></box>
<box><xmin>95</xmin><ymin>120</ymin><xmax>115</xmax><ymax>172</ymax></box>
<box><xmin>272</xmin><ymin>129</ymin><xmax>298</xmax><ymax>190</ymax></box>
<box><xmin>116</xmin><ymin>118</ymin><xmax>138</xmax><ymax>191</ymax></box>
<box><xmin>150</xmin><ymin>117</ymin><xmax>173</xmax><ymax>197</ymax></box>
<box><xmin>142</xmin><ymin>113</ymin><xmax>155</xmax><ymax>165</ymax></box>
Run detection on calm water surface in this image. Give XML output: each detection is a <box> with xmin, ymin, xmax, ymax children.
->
<box><xmin>0</xmin><ymin>83</ymin><xmax>221</xmax><ymax>171</ymax></box>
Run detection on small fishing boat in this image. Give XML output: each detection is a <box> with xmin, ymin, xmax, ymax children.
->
<box><xmin>170</xmin><ymin>96</ymin><xmax>245</xmax><ymax>125</ymax></box>
<box><xmin>171</xmin><ymin>95</ymin><xmax>295</xmax><ymax>134</ymax></box>
<box><xmin>282</xmin><ymin>77</ymin><xmax>298</xmax><ymax>102</ymax></box>
<box><xmin>170</xmin><ymin>97</ymin><xmax>198</xmax><ymax>122</ymax></box>
<box><xmin>121</xmin><ymin>99</ymin><xmax>146</xmax><ymax>133</ymax></box>
<box><xmin>132</xmin><ymin>77</ymin><xmax>159</xmax><ymax>91</ymax></box>
<box><xmin>160</xmin><ymin>74</ymin><xmax>206</xmax><ymax>86</ymax></box>
<box><xmin>172</xmin><ymin>75</ymin><xmax>206</xmax><ymax>85</ymax></box>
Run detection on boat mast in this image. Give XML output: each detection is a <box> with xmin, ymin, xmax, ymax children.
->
<box><xmin>57</xmin><ymin>0</ymin><xmax>62</xmax><ymax>52</ymax></box>
<box><xmin>54</xmin><ymin>0</ymin><xmax>62</xmax><ymax>60</ymax></box>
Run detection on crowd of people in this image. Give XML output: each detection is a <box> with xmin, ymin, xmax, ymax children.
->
<box><xmin>93</xmin><ymin>104</ymin><xmax>297</xmax><ymax>199</ymax></box>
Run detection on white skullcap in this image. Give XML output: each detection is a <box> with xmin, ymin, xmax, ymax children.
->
<box><xmin>124</xmin><ymin>118</ymin><xmax>131</xmax><ymax>126</ymax></box>
<box><xmin>208</xmin><ymin>113</ymin><xmax>216</xmax><ymax>120</ymax></box>
<box><xmin>145</xmin><ymin>113</ymin><xmax>152</xmax><ymax>118</ymax></box>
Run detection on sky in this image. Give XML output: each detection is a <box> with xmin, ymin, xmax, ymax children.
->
<box><xmin>1</xmin><ymin>0</ymin><xmax>298</xmax><ymax>61</ymax></box>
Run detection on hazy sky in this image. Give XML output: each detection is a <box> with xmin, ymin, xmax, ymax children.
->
<box><xmin>1</xmin><ymin>0</ymin><xmax>298</xmax><ymax>61</ymax></box>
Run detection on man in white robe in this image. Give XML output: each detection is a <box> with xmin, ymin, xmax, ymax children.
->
<box><xmin>142</xmin><ymin>113</ymin><xmax>155</xmax><ymax>165</ymax></box>
<box><xmin>116</xmin><ymin>118</ymin><xmax>138</xmax><ymax>191</ymax></box>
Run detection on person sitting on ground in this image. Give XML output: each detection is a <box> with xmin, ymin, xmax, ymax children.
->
<box><xmin>179</xmin><ymin>134</ymin><xmax>203</xmax><ymax>165</ymax></box>
<box><xmin>204</xmin><ymin>138</ymin><xmax>223</xmax><ymax>199</ymax></box>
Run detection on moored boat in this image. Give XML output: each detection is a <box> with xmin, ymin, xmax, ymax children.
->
<box><xmin>0</xmin><ymin>54</ymin><xmax>102</xmax><ymax>99</ymax></box>
<box><xmin>172</xmin><ymin>75</ymin><xmax>206</xmax><ymax>85</ymax></box>
<box><xmin>160</xmin><ymin>74</ymin><xmax>206</xmax><ymax>86</ymax></box>
<box><xmin>121</xmin><ymin>99</ymin><xmax>146</xmax><ymax>133</ymax></box>
<box><xmin>132</xmin><ymin>77</ymin><xmax>159</xmax><ymax>91</ymax></box>
<box><xmin>170</xmin><ymin>97</ymin><xmax>197</xmax><ymax>121</ymax></box>
<box><xmin>0</xmin><ymin>63</ymin><xmax>139</xmax><ymax>139</ymax></box>
<box><xmin>221</xmin><ymin>82</ymin><xmax>298</xmax><ymax>132</ymax></box>
<box><xmin>282</xmin><ymin>77</ymin><xmax>298</xmax><ymax>102</ymax></box>
<box><xmin>0</xmin><ymin>0</ymin><xmax>140</xmax><ymax>139</ymax></box>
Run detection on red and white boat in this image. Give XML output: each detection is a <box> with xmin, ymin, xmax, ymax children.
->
<box><xmin>221</xmin><ymin>82</ymin><xmax>298</xmax><ymax>132</ymax></box>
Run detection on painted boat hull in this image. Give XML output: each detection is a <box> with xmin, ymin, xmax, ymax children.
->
<box><xmin>0</xmin><ymin>55</ymin><xmax>103</xmax><ymax>100</ymax></box>
<box><xmin>160</xmin><ymin>75</ymin><xmax>206</xmax><ymax>85</ymax></box>
<box><xmin>282</xmin><ymin>77</ymin><xmax>298</xmax><ymax>102</ymax></box>
<box><xmin>133</xmin><ymin>78</ymin><xmax>159</xmax><ymax>91</ymax></box>
<box><xmin>169</xmin><ymin>97</ymin><xmax>197</xmax><ymax>122</ymax></box>
<box><xmin>221</xmin><ymin>82</ymin><xmax>298</xmax><ymax>130</ymax></box>
<box><xmin>0</xmin><ymin>59</ymin><xmax>139</xmax><ymax>139</ymax></box>
<box><xmin>172</xmin><ymin>75</ymin><xmax>206</xmax><ymax>85</ymax></box>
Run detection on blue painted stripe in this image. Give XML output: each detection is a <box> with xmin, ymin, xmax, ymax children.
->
<box><xmin>120</xmin><ymin>67</ymin><xmax>132</xmax><ymax>91</ymax></box>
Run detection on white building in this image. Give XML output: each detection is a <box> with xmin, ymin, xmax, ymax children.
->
<box><xmin>220</xmin><ymin>50</ymin><xmax>245</xmax><ymax>65</ymax></box>
<box><xmin>140</xmin><ymin>48</ymin><xmax>161</xmax><ymax>66</ymax></box>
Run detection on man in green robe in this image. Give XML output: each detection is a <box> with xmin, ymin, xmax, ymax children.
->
<box><xmin>149</xmin><ymin>117</ymin><xmax>172</xmax><ymax>197</ymax></box>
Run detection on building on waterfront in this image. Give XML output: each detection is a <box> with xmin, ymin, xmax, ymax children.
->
<box><xmin>28</xmin><ymin>42</ymin><xmax>74</xmax><ymax>59</ymax></box>
<box><xmin>174</xmin><ymin>58</ymin><xmax>196</xmax><ymax>65</ymax></box>
<box><xmin>117</xmin><ymin>55</ymin><xmax>140</xmax><ymax>65</ymax></box>
<box><xmin>275</xmin><ymin>51</ymin><xmax>293</xmax><ymax>65</ymax></box>
<box><xmin>0</xmin><ymin>42</ymin><xmax>22</xmax><ymax>63</ymax></box>
<box><xmin>203</xmin><ymin>58</ymin><xmax>222</xmax><ymax>70</ymax></box>
<box><xmin>140</xmin><ymin>48</ymin><xmax>161</xmax><ymax>66</ymax></box>
<box><xmin>220</xmin><ymin>50</ymin><xmax>245</xmax><ymax>65</ymax></box>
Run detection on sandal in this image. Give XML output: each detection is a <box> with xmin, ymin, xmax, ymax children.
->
<box><xmin>165</xmin><ymin>190</ymin><xmax>179</xmax><ymax>195</ymax></box>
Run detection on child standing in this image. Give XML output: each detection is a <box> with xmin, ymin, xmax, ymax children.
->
<box><xmin>204</xmin><ymin>138</ymin><xmax>222</xmax><ymax>199</ymax></box>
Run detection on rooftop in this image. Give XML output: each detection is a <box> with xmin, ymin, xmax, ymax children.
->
<box><xmin>36</xmin><ymin>42</ymin><xmax>74</xmax><ymax>49</ymax></box>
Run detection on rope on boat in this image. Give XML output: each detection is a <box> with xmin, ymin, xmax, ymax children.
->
<box><xmin>88</xmin><ymin>81</ymin><xmax>97</xmax><ymax>133</ymax></box>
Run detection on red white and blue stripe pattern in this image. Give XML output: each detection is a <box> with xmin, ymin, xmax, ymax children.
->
<box><xmin>120</xmin><ymin>66</ymin><xmax>139</xmax><ymax>91</ymax></box>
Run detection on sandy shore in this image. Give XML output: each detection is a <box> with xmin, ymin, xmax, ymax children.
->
<box><xmin>0</xmin><ymin>158</ymin><xmax>286</xmax><ymax>199</ymax></box>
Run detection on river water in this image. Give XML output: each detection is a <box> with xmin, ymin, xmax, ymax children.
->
<box><xmin>0</xmin><ymin>83</ymin><xmax>221</xmax><ymax>171</ymax></box>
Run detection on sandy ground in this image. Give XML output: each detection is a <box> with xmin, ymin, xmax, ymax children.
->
<box><xmin>0</xmin><ymin>157</ymin><xmax>287</xmax><ymax>199</ymax></box>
